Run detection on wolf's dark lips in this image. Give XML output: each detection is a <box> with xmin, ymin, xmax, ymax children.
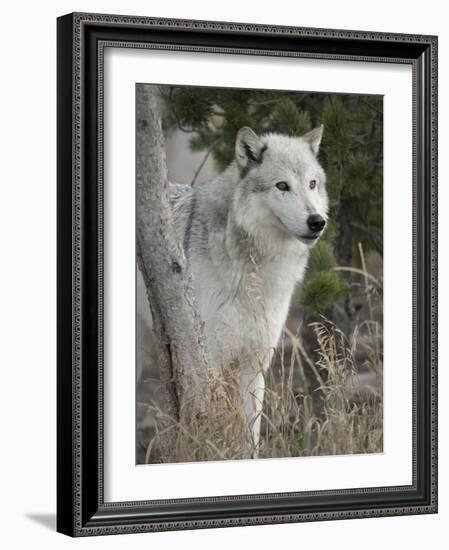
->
<box><xmin>299</xmin><ymin>234</ymin><xmax>319</xmax><ymax>240</ymax></box>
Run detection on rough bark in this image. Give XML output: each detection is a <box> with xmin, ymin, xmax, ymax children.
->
<box><xmin>136</xmin><ymin>84</ymin><xmax>225</xmax><ymax>461</ymax></box>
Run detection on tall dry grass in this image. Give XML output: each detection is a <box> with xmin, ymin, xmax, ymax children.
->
<box><xmin>259</xmin><ymin>317</ymin><xmax>382</xmax><ymax>459</ymax></box>
<box><xmin>143</xmin><ymin>246</ymin><xmax>383</xmax><ymax>463</ymax></box>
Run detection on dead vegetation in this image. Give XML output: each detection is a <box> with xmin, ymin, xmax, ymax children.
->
<box><xmin>137</xmin><ymin>248</ymin><xmax>383</xmax><ymax>464</ymax></box>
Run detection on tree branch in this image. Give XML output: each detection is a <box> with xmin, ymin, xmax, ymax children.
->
<box><xmin>191</xmin><ymin>135</ymin><xmax>223</xmax><ymax>186</ymax></box>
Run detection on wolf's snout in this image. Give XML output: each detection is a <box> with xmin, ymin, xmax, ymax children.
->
<box><xmin>307</xmin><ymin>214</ymin><xmax>326</xmax><ymax>232</ymax></box>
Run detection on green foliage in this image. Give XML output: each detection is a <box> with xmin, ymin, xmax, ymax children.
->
<box><xmin>171</xmin><ymin>88</ymin><xmax>214</xmax><ymax>129</ymax></box>
<box><xmin>309</xmin><ymin>241</ymin><xmax>336</xmax><ymax>272</ymax></box>
<box><xmin>271</xmin><ymin>99</ymin><xmax>312</xmax><ymax>136</ymax></box>
<box><xmin>298</xmin><ymin>231</ymin><xmax>346</xmax><ymax>312</ymax></box>
<box><xmin>321</xmin><ymin>98</ymin><xmax>352</xmax><ymax>164</ymax></box>
<box><xmin>299</xmin><ymin>271</ymin><xmax>347</xmax><ymax>312</ymax></box>
<box><xmin>161</xmin><ymin>86</ymin><xmax>382</xmax><ymax>314</ymax></box>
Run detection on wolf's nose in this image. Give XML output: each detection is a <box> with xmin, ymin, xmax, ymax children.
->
<box><xmin>307</xmin><ymin>214</ymin><xmax>326</xmax><ymax>232</ymax></box>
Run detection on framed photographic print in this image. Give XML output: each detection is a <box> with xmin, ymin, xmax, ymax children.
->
<box><xmin>57</xmin><ymin>12</ymin><xmax>438</xmax><ymax>536</ymax></box>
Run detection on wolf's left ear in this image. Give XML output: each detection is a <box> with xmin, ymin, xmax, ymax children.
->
<box><xmin>235</xmin><ymin>127</ymin><xmax>265</xmax><ymax>171</ymax></box>
<box><xmin>302</xmin><ymin>125</ymin><xmax>324</xmax><ymax>156</ymax></box>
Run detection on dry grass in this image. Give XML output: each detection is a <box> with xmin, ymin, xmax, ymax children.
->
<box><xmin>259</xmin><ymin>318</ymin><xmax>383</xmax><ymax>459</ymax></box>
<box><xmin>143</xmin><ymin>317</ymin><xmax>383</xmax><ymax>463</ymax></box>
<box><xmin>142</xmin><ymin>247</ymin><xmax>383</xmax><ymax>463</ymax></box>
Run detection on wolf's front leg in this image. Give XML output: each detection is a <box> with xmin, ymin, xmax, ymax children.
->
<box><xmin>240</xmin><ymin>366</ymin><xmax>266</xmax><ymax>458</ymax></box>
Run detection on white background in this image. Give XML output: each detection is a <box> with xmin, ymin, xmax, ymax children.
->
<box><xmin>105</xmin><ymin>50</ymin><xmax>412</xmax><ymax>501</ymax></box>
<box><xmin>0</xmin><ymin>1</ymin><xmax>445</xmax><ymax>548</ymax></box>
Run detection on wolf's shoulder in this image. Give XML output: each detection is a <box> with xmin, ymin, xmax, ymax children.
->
<box><xmin>169</xmin><ymin>181</ymin><xmax>191</xmax><ymax>206</ymax></box>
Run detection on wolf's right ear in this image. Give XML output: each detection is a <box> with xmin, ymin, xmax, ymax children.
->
<box><xmin>235</xmin><ymin>127</ymin><xmax>265</xmax><ymax>171</ymax></box>
<box><xmin>302</xmin><ymin>125</ymin><xmax>324</xmax><ymax>156</ymax></box>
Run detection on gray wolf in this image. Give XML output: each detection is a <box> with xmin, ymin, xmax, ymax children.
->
<box><xmin>138</xmin><ymin>125</ymin><xmax>328</xmax><ymax>457</ymax></box>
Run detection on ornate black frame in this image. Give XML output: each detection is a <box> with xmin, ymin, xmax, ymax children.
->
<box><xmin>57</xmin><ymin>12</ymin><xmax>438</xmax><ymax>537</ymax></box>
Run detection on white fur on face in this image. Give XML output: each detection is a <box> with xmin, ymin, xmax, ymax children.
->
<box><xmin>234</xmin><ymin>132</ymin><xmax>329</xmax><ymax>247</ymax></box>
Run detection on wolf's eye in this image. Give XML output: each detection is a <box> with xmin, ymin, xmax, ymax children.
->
<box><xmin>276</xmin><ymin>181</ymin><xmax>290</xmax><ymax>192</ymax></box>
<box><xmin>309</xmin><ymin>179</ymin><xmax>317</xmax><ymax>190</ymax></box>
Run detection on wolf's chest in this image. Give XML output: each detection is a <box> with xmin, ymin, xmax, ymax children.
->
<box><xmin>190</xmin><ymin>251</ymin><xmax>307</xmax><ymax>365</ymax></box>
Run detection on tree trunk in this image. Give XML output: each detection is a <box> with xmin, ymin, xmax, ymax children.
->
<box><xmin>136</xmin><ymin>84</ymin><xmax>229</xmax><ymax>462</ymax></box>
<box><xmin>335</xmin><ymin>196</ymin><xmax>353</xmax><ymax>268</ymax></box>
<box><xmin>335</xmin><ymin>195</ymin><xmax>356</xmax><ymax>323</ymax></box>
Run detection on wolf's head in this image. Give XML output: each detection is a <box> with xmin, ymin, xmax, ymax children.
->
<box><xmin>232</xmin><ymin>126</ymin><xmax>329</xmax><ymax>248</ymax></box>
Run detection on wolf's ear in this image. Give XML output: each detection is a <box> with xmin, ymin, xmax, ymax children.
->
<box><xmin>235</xmin><ymin>127</ymin><xmax>265</xmax><ymax>170</ymax></box>
<box><xmin>302</xmin><ymin>125</ymin><xmax>324</xmax><ymax>155</ymax></box>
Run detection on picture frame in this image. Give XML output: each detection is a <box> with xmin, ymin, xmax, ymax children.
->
<box><xmin>57</xmin><ymin>12</ymin><xmax>438</xmax><ymax>536</ymax></box>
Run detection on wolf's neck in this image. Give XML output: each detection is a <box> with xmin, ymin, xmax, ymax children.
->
<box><xmin>225</xmin><ymin>211</ymin><xmax>308</xmax><ymax>268</ymax></box>
<box><xmin>222</xmin><ymin>214</ymin><xmax>309</xmax><ymax>327</ymax></box>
